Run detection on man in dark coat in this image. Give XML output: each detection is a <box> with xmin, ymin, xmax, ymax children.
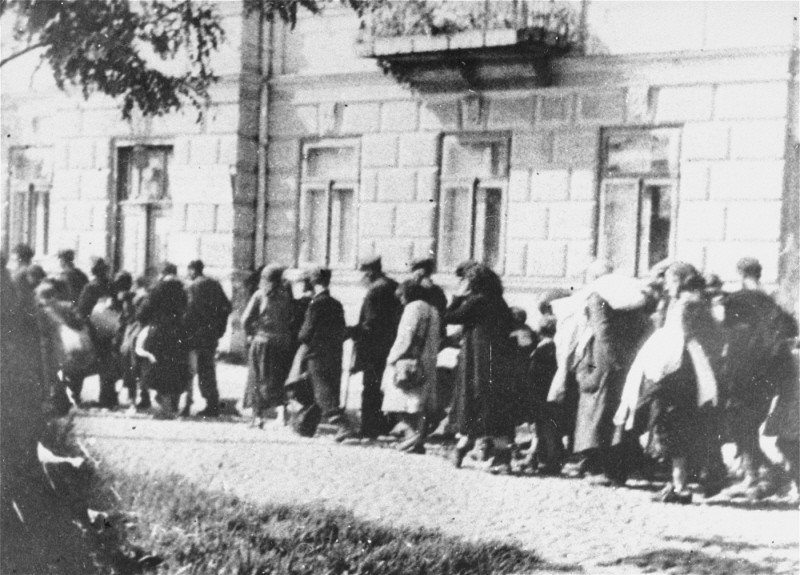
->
<box><xmin>721</xmin><ymin>257</ymin><xmax>799</xmax><ymax>498</ymax></box>
<box><xmin>345</xmin><ymin>256</ymin><xmax>401</xmax><ymax>440</ymax></box>
<box><xmin>296</xmin><ymin>267</ymin><xmax>349</xmax><ymax>436</ymax></box>
<box><xmin>184</xmin><ymin>259</ymin><xmax>232</xmax><ymax>418</ymax></box>
<box><xmin>57</xmin><ymin>249</ymin><xmax>89</xmax><ymax>305</ymax></box>
<box><xmin>573</xmin><ymin>261</ymin><xmax>650</xmax><ymax>485</ymax></box>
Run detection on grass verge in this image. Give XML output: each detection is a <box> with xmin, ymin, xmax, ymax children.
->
<box><xmin>109</xmin><ymin>469</ymin><xmax>565</xmax><ymax>575</ymax></box>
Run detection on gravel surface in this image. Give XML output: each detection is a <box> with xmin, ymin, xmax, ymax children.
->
<box><xmin>73</xmin><ymin>364</ymin><xmax>799</xmax><ymax>574</ymax></box>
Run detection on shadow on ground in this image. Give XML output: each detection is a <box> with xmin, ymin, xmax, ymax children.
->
<box><xmin>111</xmin><ymin>470</ymin><xmax>582</xmax><ymax>575</ymax></box>
<box><xmin>600</xmin><ymin>538</ymin><xmax>796</xmax><ymax>575</ymax></box>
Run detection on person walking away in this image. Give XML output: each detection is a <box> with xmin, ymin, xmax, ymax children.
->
<box><xmin>522</xmin><ymin>316</ymin><xmax>564</xmax><ymax>475</ymax></box>
<box><xmin>616</xmin><ymin>263</ymin><xmax>724</xmax><ymax>503</ymax></box>
<box><xmin>292</xmin><ymin>267</ymin><xmax>350</xmax><ymax>437</ymax></box>
<box><xmin>10</xmin><ymin>243</ymin><xmax>36</xmax><ymax>305</ymax></box>
<box><xmin>345</xmin><ymin>256</ymin><xmax>402</xmax><ymax>441</ymax></box>
<box><xmin>446</xmin><ymin>264</ymin><xmax>516</xmax><ymax>473</ymax></box>
<box><xmin>135</xmin><ymin>277</ymin><xmax>190</xmax><ymax>414</ymax></box>
<box><xmin>57</xmin><ymin>249</ymin><xmax>89</xmax><ymax>305</ymax></box>
<box><xmin>242</xmin><ymin>264</ymin><xmax>294</xmax><ymax>427</ymax></box>
<box><xmin>720</xmin><ymin>257</ymin><xmax>799</xmax><ymax>499</ymax></box>
<box><xmin>381</xmin><ymin>280</ymin><xmax>441</xmax><ymax>454</ymax></box>
<box><xmin>184</xmin><ymin>260</ymin><xmax>232</xmax><ymax>418</ymax></box>
<box><xmin>75</xmin><ymin>257</ymin><xmax>121</xmax><ymax>408</ymax></box>
<box><xmin>572</xmin><ymin>260</ymin><xmax>651</xmax><ymax>486</ymax></box>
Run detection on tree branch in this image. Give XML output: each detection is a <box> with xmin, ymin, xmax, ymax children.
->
<box><xmin>0</xmin><ymin>40</ymin><xmax>46</xmax><ymax>68</ymax></box>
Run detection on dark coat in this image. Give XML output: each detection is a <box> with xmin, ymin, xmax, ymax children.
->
<box><xmin>136</xmin><ymin>278</ymin><xmax>188</xmax><ymax>326</ymax></box>
<box><xmin>185</xmin><ymin>275</ymin><xmax>232</xmax><ymax>349</ymax></box>
<box><xmin>60</xmin><ymin>267</ymin><xmax>89</xmax><ymax>305</ymax></box>
<box><xmin>573</xmin><ymin>293</ymin><xmax>650</xmax><ymax>453</ymax></box>
<box><xmin>351</xmin><ymin>275</ymin><xmax>401</xmax><ymax>371</ymax></box>
<box><xmin>141</xmin><ymin>316</ymin><xmax>190</xmax><ymax>396</ymax></box>
<box><xmin>723</xmin><ymin>289</ymin><xmax>798</xmax><ymax>440</ymax></box>
<box><xmin>445</xmin><ymin>292</ymin><xmax>516</xmax><ymax>439</ymax></box>
<box><xmin>77</xmin><ymin>277</ymin><xmax>111</xmax><ymax>320</ymax></box>
<box><xmin>298</xmin><ymin>290</ymin><xmax>346</xmax><ymax>416</ymax></box>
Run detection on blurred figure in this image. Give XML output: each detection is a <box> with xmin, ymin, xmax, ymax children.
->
<box><xmin>294</xmin><ymin>267</ymin><xmax>349</xmax><ymax>437</ymax></box>
<box><xmin>242</xmin><ymin>264</ymin><xmax>293</xmax><ymax>426</ymax></box>
<box><xmin>446</xmin><ymin>264</ymin><xmax>516</xmax><ymax>473</ymax></box>
<box><xmin>135</xmin><ymin>271</ymin><xmax>190</xmax><ymax>415</ymax></box>
<box><xmin>523</xmin><ymin>316</ymin><xmax>564</xmax><ymax>475</ymax></box>
<box><xmin>381</xmin><ymin>280</ymin><xmax>441</xmax><ymax>454</ymax></box>
<box><xmin>10</xmin><ymin>243</ymin><xmax>35</xmax><ymax>304</ymax></box>
<box><xmin>573</xmin><ymin>260</ymin><xmax>651</xmax><ymax>486</ymax></box>
<box><xmin>345</xmin><ymin>256</ymin><xmax>402</xmax><ymax>441</ymax></box>
<box><xmin>57</xmin><ymin>249</ymin><xmax>89</xmax><ymax>305</ymax></box>
<box><xmin>184</xmin><ymin>260</ymin><xmax>232</xmax><ymax>418</ymax></box>
<box><xmin>617</xmin><ymin>262</ymin><xmax>724</xmax><ymax>503</ymax></box>
<box><xmin>409</xmin><ymin>257</ymin><xmax>447</xmax><ymax>319</ymax></box>
<box><xmin>720</xmin><ymin>257</ymin><xmax>799</xmax><ymax>499</ymax></box>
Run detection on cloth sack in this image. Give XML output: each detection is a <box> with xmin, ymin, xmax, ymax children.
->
<box><xmin>59</xmin><ymin>323</ymin><xmax>97</xmax><ymax>376</ymax></box>
<box><xmin>393</xmin><ymin>358</ymin><xmax>421</xmax><ymax>390</ymax></box>
<box><xmin>90</xmin><ymin>296</ymin><xmax>121</xmax><ymax>344</ymax></box>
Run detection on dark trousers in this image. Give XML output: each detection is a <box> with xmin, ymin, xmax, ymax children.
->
<box><xmin>194</xmin><ymin>347</ymin><xmax>219</xmax><ymax>409</ymax></box>
<box><xmin>360</xmin><ymin>362</ymin><xmax>388</xmax><ymax>438</ymax></box>
<box><xmin>308</xmin><ymin>357</ymin><xmax>342</xmax><ymax>420</ymax></box>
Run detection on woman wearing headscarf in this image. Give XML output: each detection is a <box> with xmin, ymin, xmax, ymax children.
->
<box><xmin>242</xmin><ymin>264</ymin><xmax>294</xmax><ymax>427</ymax></box>
<box><xmin>446</xmin><ymin>264</ymin><xmax>516</xmax><ymax>472</ymax></box>
<box><xmin>616</xmin><ymin>261</ymin><xmax>724</xmax><ymax>503</ymax></box>
<box><xmin>381</xmin><ymin>280</ymin><xmax>441</xmax><ymax>454</ymax></box>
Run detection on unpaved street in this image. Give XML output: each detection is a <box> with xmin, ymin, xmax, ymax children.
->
<box><xmin>76</xmin><ymin>412</ymin><xmax>799</xmax><ymax>575</ymax></box>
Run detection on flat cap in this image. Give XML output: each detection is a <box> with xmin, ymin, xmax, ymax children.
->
<box><xmin>358</xmin><ymin>255</ymin><xmax>382</xmax><ymax>272</ymax></box>
<box><xmin>410</xmin><ymin>257</ymin><xmax>435</xmax><ymax>274</ymax></box>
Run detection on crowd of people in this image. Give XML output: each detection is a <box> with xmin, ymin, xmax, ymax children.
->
<box><xmin>4</xmin><ymin>246</ymin><xmax>232</xmax><ymax>418</ymax></box>
<box><xmin>3</xmin><ymin>242</ymin><xmax>798</xmax><ymax>506</ymax></box>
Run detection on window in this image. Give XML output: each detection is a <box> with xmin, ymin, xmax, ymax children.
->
<box><xmin>299</xmin><ymin>140</ymin><xmax>359</xmax><ymax>268</ymax></box>
<box><xmin>8</xmin><ymin>147</ymin><xmax>53</xmax><ymax>255</ymax></box>
<box><xmin>117</xmin><ymin>146</ymin><xmax>172</xmax><ymax>202</ymax></box>
<box><xmin>438</xmin><ymin>134</ymin><xmax>509</xmax><ymax>271</ymax></box>
<box><xmin>598</xmin><ymin>127</ymin><xmax>680</xmax><ymax>276</ymax></box>
<box><xmin>115</xmin><ymin>146</ymin><xmax>173</xmax><ymax>276</ymax></box>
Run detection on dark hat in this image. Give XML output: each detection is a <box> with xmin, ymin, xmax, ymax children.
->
<box><xmin>187</xmin><ymin>259</ymin><xmax>205</xmax><ymax>274</ymax></box>
<box><xmin>736</xmin><ymin>256</ymin><xmax>762</xmax><ymax>280</ymax></box>
<box><xmin>309</xmin><ymin>267</ymin><xmax>332</xmax><ymax>287</ymax></box>
<box><xmin>454</xmin><ymin>260</ymin><xmax>477</xmax><ymax>279</ymax></box>
<box><xmin>57</xmin><ymin>248</ymin><xmax>75</xmax><ymax>262</ymax></box>
<box><xmin>12</xmin><ymin>243</ymin><xmax>34</xmax><ymax>262</ymax></box>
<box><xmin>358</xmin><ymin>255</ymin><xmax>382</xmax><ymax>272</ymax></box>
<box><xmin>90</xmin><ymin>257</ymin><xmax>109</xmax><ymax>276</ymax></box>
<box><xmin>261</xmin><ymin>263</ymin><xmax>285</xmax><ymax>283</ymax></box>
<box><xmin>410</xmin><ymin>257</ymin><xmax>435</xmax><ymax>275</ymax></box>
<box><xmin>161</xmin><ymin>262</ymin><xmax>178</xmax><ymax>277</ymax></box>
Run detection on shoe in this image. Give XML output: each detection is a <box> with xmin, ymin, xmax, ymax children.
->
<box><xmin>652</xmin><ymin>485</ymin><xmax>692</xmax><ymax>504</ymax></box>
<box><xmin>334</xmin><ymin>429</ymin><xmax>357</xmax><ymax>443</ymax></box>
<box><xmin>718</xmin><ymin>477</ymin><xmax>758</xmax><ymax>499</ymax></box>
<box><xmin>537</xmin><ymin>464</ymin><xmax>563</xmax><ymax>476</ymax></box>
<box><xmin>488</xmin><ymin>449</ymin><xmax>512</xmax><ymax>475</ymax></box>
<box><xmin>179</xmin><ymin>406</ymin><xmax>192</xmax><ymax>418</ymax></box>
<box><xmin>453</xmin><ymin>440</ymin><xmax>474</xmax><ymax>469</ymax></box>
<box><xmin>404</xmin><ymin>444</ymin><xmax>426</xmax><ymax>455</ymax></box>
<box><xmin>197</xmin><ymin>407</ymin><xmax>220</xmax><ymax>418</ymax></box>
<box><xmin>586</xmin><ymin>473</ymin><xmax>614</xmax><ymax>487</ymax></box>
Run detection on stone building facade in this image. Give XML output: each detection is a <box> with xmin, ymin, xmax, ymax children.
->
<box><xmin>2</xmin><ymin>1</ymin><xmax>798</xmax><ymax>353</ymax></box>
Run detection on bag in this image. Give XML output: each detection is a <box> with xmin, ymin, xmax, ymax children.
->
<box><xmin>90</xmin><ymin>296</ymin><xmax>121</xmax><ymax>344</ymax></box>
<box><xmin>59</xmin><ymin>324</ymin><xmax>97</xmax><ymax>376</ymax></box>
<box><xmin>394</xmin><ymin>358</ymin><xmax>421</xmax><ymax>390</ymax></box>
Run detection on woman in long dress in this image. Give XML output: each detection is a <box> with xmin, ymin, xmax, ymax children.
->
<box><xmin>381</xmin><ymin>280</ymin><xmax>441</xmax><ymax>454</ymax></box>
<box><xmin>242</xmin><ymin>264</ymin><xmax>294</xmax><ymax>426</ymax></box>
<box><xmin>445</xmin><ymin>264</ymin><xmax>516</xmax><ymax>472</ymax></box>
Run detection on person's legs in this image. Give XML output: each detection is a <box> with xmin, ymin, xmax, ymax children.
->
<box><xmin>196</xmin><ymin>347</ymin><xmax>220</xmax><ymax>416</ymax></box>
<box><xmin>360</xmin><ymin>363</ymin><xmax>388</xmax><ymax>438</ymax></box>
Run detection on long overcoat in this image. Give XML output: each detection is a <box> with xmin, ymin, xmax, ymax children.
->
<box><xmin>381</xmin><ymin>300</ymin><xmax>441</xmax><ymax>414</ymax></box>
<box><xmin>573</xmin><ymin>293</ymin><xmax>650</xmax><ymax>453</ymax></box>
<box><xmin>445</xmin><ymin>293</ymin><xmax>515</xmax><ymax>439</ymax></box>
